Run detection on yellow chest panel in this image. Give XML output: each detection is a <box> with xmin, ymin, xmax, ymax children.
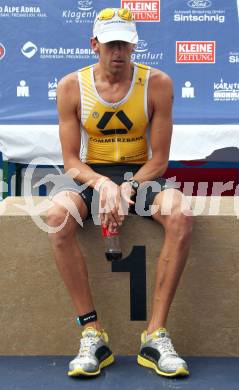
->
<box><xmin>78</xmin><ymin>63</ymin><xmax>150</xmax><ymax>164</ymax></box>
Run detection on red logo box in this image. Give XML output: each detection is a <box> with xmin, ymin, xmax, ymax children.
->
<box><xmin>176</xmin><ymin>41</ymin><xmax>216</xmax><ymax>63</ymax></box>
<box><xmin>0</xmin><ymin>43</ymin><xmax>6</xmax><ymax>60</ymax></box>
<box><xmin>121</xmin><ymin>0</ymin><xmax>160</xmax><ymax>22</ymax></box>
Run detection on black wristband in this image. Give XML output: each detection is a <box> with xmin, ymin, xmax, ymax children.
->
<box><xmin>76</xmin><ymin>310</ymin><xmax>97</xmax><ymax>326</ymax></box>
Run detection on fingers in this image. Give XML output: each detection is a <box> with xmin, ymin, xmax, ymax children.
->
<box><xmin>98</xmin><ymin>180</ymin><xmax>137</xmax><ymax>230</ymax></box>
<box><xmin>98</xmin><ymin>181</ymin><xmax>124</xmax><ymax>230</ymax></box>
<box><xmin>120</xmin><ymin>182</ymin><xmax>135</xmax><ymax>208</ymax></box>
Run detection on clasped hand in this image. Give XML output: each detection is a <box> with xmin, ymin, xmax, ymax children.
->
<box><xmin>98</xmin><ymin>180</ymin><xmax>135</xmax><ymax>232</ymax></box>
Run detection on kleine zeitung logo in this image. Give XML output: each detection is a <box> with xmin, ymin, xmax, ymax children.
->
<box><xmin>121</xmin><ymin>0</ymin><xmax>160</xmax><ymax>22</ymax></box>
<box><xmin>176</xmin><ymin>41</ymin><xmax>215</xmax><ymax>63</ymax></box>
<box><xmin>0</xmin><ymin>43</ymin><xmax>6</xmax><ymax>60</ymax></box>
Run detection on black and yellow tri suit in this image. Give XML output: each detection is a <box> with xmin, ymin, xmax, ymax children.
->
<box><xmin>78</xmin><ymin>62</ymin><xmax>150</xmax><ymax>164</ymax></box>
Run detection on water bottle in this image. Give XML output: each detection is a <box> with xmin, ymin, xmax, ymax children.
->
<box><xmin>101</xmin><ymin>225</ymin><xmax>122</xmax><ymax>261</ymax></box>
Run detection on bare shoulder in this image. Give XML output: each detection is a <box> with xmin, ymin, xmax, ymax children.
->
<box><xmin>57</xmin><ymin>71</ymin><xmax>79</xmax><ymax>103</ymax></box>
<box><xmin>148</xmin><ymin>67</ymin><xmax>173</xmax><ymax>92</ymax></box>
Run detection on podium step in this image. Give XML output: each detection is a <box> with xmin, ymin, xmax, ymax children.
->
<box><xmin>0</xmin><ymin>196</ymin><xmax>239</xmax><ymax>356</ymax></box>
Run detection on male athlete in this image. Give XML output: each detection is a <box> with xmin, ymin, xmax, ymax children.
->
<box><xmin>47</xmin><ymin>7</ymin><xmax>193</xmax><ymax>378</ymax></box>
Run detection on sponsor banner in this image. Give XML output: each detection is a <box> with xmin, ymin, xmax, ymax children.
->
<box><xmin>173</xmin><ymin>0</ymin><xmax>225</xmax><ymax>24</ymax></box>
<box><xmin>0</xmin><ymin>5</ymin><xmax>47</xmax><ymax>18</ymax></box>
<box><xmin>131</xmin><ymin>39</ymin><xmax>163</xmax><ymax>65</ymax></box>
<box><xmin>121</xmin><ymin>0</ymin><xmax>160</xmax><ymax>22</ymax></box>
<box><xmin>0</xmin><ymin>0</ymin><xmax>238</xmax><ymax>125</ymax></box>
<box><xmin>176</xmin><ymin>41</ymin><xmax>216</xmax><ymax>63</ymax></box>
<box><xmin>214</xmin><ymin>79</ymin><xmax>239</xmax><ymax>101</ymax></box>
<box><xmin>62</xmin><ymin>0</ymin><xmax>97</xmax><ymax>24</ymax></box>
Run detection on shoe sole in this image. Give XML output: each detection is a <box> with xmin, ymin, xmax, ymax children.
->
<box><xmin>137</xmin><ymin>355</ymin><xmax>189</xmax><ymax>377</ymax></box>
<box><xmin>68</xmin><ymin>354</ymin><xmax>114</xmax><ymax>377</ymax></box>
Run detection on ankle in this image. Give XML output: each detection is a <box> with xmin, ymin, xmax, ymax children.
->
<box><xmin>84</xmin><ymin>321</ymin><xmax>102</xmax><ymax>331</ymax></box>
<box><xmin>147</xmin><ymin>324</ymin><xmax>166</xmax><ymax>335</ymax></box>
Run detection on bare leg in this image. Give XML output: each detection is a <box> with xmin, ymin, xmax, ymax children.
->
<box><xmin>147</xmin><ymin>189</ymin><xmax>193</xmax><ymax>334</ymax></box>
<box><xmin>47</xmin><ymin>191</ymin><xmax>102</xmax><ymax>331</ymax></box>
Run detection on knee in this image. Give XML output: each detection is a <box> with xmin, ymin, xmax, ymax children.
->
<box><xmin>166</xmin><ymin>208</ymin><xmax>193</xmax><ymax>243</ymax></box>
<box><xmin>47</xmin><ymin>205</ymin><xmax>75</xmax><ymax>246</ymax></box>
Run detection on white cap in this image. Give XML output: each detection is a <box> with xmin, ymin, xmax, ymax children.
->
<box><xmin>93</xmin><ymin>8</ymin><xmax>138</xmax><ymax>44</ymax></box>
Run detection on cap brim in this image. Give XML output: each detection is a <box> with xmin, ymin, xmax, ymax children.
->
<box><xmin>97</xmin><ymin>30</ymin><xmax>138</xmax><ymax>44</ymax></box>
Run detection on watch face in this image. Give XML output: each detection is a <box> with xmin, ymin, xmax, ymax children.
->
<box><xmin>131</xmin><ymin>180</ymin><xmax>139</xmax><ymax>190</ymax></box>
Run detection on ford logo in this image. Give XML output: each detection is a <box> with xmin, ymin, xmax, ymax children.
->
<box><xmin>187</xmin><ymin>0</ymin><xmax>212</xmax><ymax>9</ymax></box>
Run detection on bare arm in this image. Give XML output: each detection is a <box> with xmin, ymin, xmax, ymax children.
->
<box><xmin>132</xmin><ymin>70</ymin><xmax>173</xmax><ymax>183</ymax></box>
<box><xmin>57</xmin><ymin>73</ymin><xmax>108</xmax><ymax>188</ymax></box>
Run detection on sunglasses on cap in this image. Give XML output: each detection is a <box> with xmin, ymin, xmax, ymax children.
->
<box><xmin>97</xmin><ymin>8</ymin><xmax>134</xmax><ymax>22</ymax></box>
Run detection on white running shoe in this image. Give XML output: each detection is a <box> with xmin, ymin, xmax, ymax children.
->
<box><xmin>137</xmin><ymin>327</ymin><xmax>189</xmax><ymax>377</ymax></box>
<box><xmin>68</xmin><ymin>327</ymin><xmax>114</xmax><ymax>377</ymax></box>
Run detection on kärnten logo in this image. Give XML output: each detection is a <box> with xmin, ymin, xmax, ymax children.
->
<box><xmin>214</xmin><ymin>79</ymin><xmax>239</xmax><ymax>101</ymax></box>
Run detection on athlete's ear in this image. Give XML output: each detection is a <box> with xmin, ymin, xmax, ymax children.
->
<box><xmin>90</xmin><ymin>37</ymin><xmax>100</xmax><ymax>54</ymax></box>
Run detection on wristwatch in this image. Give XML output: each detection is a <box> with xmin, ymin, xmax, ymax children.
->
<box><xmin>129</xmin><ymin>179</ymin><xmax>140</xmax><ymax>192</ymax></box>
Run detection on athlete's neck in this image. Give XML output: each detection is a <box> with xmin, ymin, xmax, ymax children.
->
<box><xmin>94</xmin><ymin>61</ymin><xmax>134</xmax><ymax>85</ymax></box>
